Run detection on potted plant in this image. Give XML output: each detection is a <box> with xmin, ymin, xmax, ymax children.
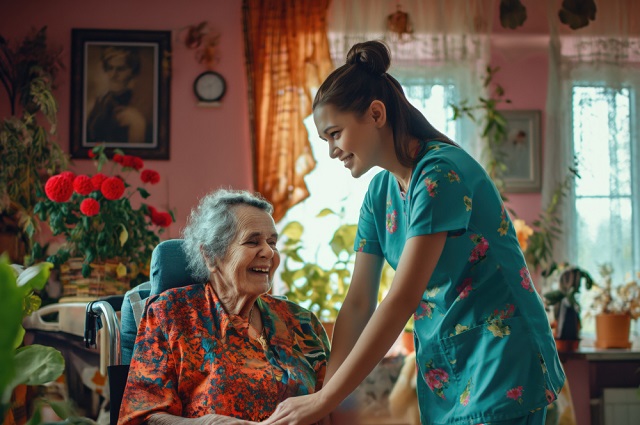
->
<box><xmin>400</xmin><ymin>316</ymin><xmax>415</xmax><ymax>353</ymax></box>
<box><xmin>34</xmin><ymin>145</ymin><xmax>174</xmax><ymax>298</ymax></box>
<box><xmin>589</xmin><ymin>264</ymin><xmax>640</xmax><ymax>349</ymax></box>
<box><xmin>279</xmin><ymin>209</ymin><xmax>358</xmax><ymax>337</ymax></box>
<box><xmin>0</xmin><ymin>27</ymin><xmax>68</xmax><ymax>264</ymax></box>
<box><xmin>542</xmin><ymin>265</ymin><xmax>594</xmax><ymax>351</ymax></box>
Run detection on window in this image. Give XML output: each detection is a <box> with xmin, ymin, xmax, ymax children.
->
<box><xmin>571</xmin><ymin>85</ymin><xmax>638</xmax><ymax>286</ymax></box>
<box><xmin>274</xmin><ymin>83</ymin><xmax>460</xmax><ymax>294</ymax></box>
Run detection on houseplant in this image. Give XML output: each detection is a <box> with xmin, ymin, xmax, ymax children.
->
<box><xmin>34</xmin><ymin>145</ymin><xmax>174</xmax><ymax>297</ymax></box>
<box><xmin>0</xmin><ymin>254</ymin><xmax>63</xmax><ymax>424</ymax></box>
<box><xmin>450</xmin><ymin>65</ymin><xmax>511</xmax><ymax>195</ymax></box>
<box><xmin>542</xmin><ymin>265</ymin><xmax>594</xmax><ymax>351</ymax></box>
<box><xmin>0</xmin><ymin>27</ymin><xmax>68</xmax><ymax>264</ymax></box>
<box><xmin>589</xmin><ymin>264</ymin><xmax>640</xmax><ymax>349</ymax></box>
<box><xmin>279</xmin><ymin>208</ymin><xmax>396</xmax><ymax>337</ymax></box>
<box><xmin>279</xmin><ymin>208</ymin><xmax>358</xmax><ymax>333</ymax></box>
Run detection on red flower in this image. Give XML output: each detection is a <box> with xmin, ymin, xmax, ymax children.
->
<box><xmin>121</xmin><ymin>155</ymin><xmax>144</xmax><ymax>171</ymax></box>
<box><xmin>59</xmin><ymin>171</ymin><xmax>76</xmax><ymax>184</ymax></box>
<box><xmin>80</xmin><ymin>198</ymin><xmax>100</xmax><ymax>216</ymax></box>
<box><xmin>88</xmin><ymin>150</ymin><xmax>96</xmax><ymax>159</ymax></box>
<box><xmin>132</xmin><ymin>157</ymin><xmax>144</xmax><ymax>170</ymax></box>
<box><xmin>45</xmin><ymin>175</ymin><xmax>74</xmax><ymax>202</ymax></box>
<box><xmin>151</xmin><ymin>210</ymin><xmax>173</xmax><ymax>228</ymax></box>
<box><xmin>147</xmin><ymin>205</ymin><xmax>158</xmax><ymax>216</ymax></box>
<box><xmin>101</xmin><ymin>177</ymin><xmax>125</xmax><ymax>200</ymax></box>
<box><xmin>73</xmin><ymin>175</ymin><xmax>94</xmax><ymax>195</ymax></box>
<box><xmin>91</xmin><ymin>173</ymin><xmax>108</xmax><ymax>190</ymax></box>
<box><xmin>140</xmin><ymin>169</ymin><xmax>160</xmax><ymax>184</ymax></box>
<box><xmin>113</xmin><ymin>154</ymin><xmax>124</xmax><ymax>164</ymax></box>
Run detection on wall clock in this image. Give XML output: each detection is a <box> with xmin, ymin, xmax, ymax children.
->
<box><xmin>193</xmin><ymin>71</ymin><xmax>226</xmax><ymax>103</ymax></box>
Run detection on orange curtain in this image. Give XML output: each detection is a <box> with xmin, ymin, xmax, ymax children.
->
<box><xmin>243</xmin><ymin>0</ymin><xmax>333</xmax><ymax>222</ymax></box>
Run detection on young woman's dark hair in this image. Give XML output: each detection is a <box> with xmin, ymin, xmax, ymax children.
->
<box><xmin>312</xmin><ymin>40</ymin><xmax>455</xmax><ymax>167</ymax></box>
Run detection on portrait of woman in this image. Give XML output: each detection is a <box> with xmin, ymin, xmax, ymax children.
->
<box><xmin>84</xmin><ymin>44</ymin><xmax>155</xmax><ymax>146</ymax></box>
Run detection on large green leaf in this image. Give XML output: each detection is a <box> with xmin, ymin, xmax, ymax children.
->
<box><xmin>10</xmin><ymin>344</ymin><xmax>64</xmax><ymax>388</ymax></box>
<box><xmin>0</xmin><ymin>258</ymin><xmax>22</xmax><ymax>404</ymax></box>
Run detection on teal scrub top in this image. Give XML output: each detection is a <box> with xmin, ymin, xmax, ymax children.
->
<box><xmin>354</xmin><ymin>142</ymin><xmax>565</xmax><ymax>425</ymax></box>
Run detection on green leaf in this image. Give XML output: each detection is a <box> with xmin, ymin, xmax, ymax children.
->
<box><xmin>281</xmin><ymin>221</ymin><xmax>304</xmax><ymax>240</ymax></box>
<box><xmin>137</xmin><ymin>187</ymin><xmax>151</xmax><ymax>199</ymax></box>
<box><xmin>0</xmin><ymin>258</ymin><xmax>22</xmax><ymax>403</ymax></box>
<box><xmin>16</xmin><ymin>262</ymin><xmax>52</xmax><ymax>293</ymax></box>
<box><xmin>119</xmin><ymin>225</ymin><xmax>129</xmax><ymax>247</ymax></box>
<box><xmin>316</xmin><ymin>208</ymin><xmax>336</xmax><ymax>218</ymax></box>
<box><xmin>11</xmin><ymin>344</ymin><xmax>64</xmax><ymax>387</ymax></box>
<box><xmin>543</xmin><ymin>290</ymin><xmax>565</xmax><ymax>306</ymax></box>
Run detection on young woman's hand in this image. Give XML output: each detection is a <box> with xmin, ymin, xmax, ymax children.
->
<box><xmin>260</xmin><ymin>392</ymin><xmax>331</xmax><ymax>425</ymax></box>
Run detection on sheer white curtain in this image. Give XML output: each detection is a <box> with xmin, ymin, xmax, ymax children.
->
<box><xmin>544</xmin><ymin>0</ymin><xmax>640</xmax><ymax>283</ymax></box>
<box><xmin>327</xmin><ymin>0</ymin><xmax>495</xmax><ymax>158</ymax></box>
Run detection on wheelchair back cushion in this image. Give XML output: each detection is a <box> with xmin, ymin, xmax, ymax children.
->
<box><xmin>121</xmin><ymin>282</ymin><xmax>151</xmax><ymax>364</ymax></box>
<box><xmin>150</xmin><ymin>239</ymin><xmax>206</xmax><ymax>296</ymax></box>
<box><xmin>121</xmin><ymin>239</ymin><xmax>206</xmax><ymax>364</ymax></box>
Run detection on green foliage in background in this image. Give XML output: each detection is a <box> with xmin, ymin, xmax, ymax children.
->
<box><xmin>0</xmin><ymin>254</ymin><xmax>64</xmax><ymax>422</ymax></box>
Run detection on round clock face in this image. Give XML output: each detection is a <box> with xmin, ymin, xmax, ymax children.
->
<box><xmin>194</xmin><ymin>71</ymin><xmax>226</xmax><ymax>102</ymax></box>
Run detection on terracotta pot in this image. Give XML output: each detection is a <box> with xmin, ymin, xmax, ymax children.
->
<box><xmin>401</xmin><ymin>331</ymin><xmax>415</xmax><ymax>353</ymax></box>
<box><xmin>321</xmin><ymin>321</ymin><xmax>334</xmax><ymax>340</ymax></box>
<box><xmin>595</xmin><ymin>313</ymin><xmax>632</xmax><ymax>349</ymax></box>
<box><xmin>554</xmin><ymin>338</ymin><xmax>580</xmax><ymax>352</ymax></box>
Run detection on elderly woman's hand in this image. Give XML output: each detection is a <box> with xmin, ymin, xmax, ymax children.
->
<box><xmin>201</xmin><ymin>414</ymin><xmax>258</xmax><ymax>425</ymax></box>
<box><xmin>260</xmin><ymin>392</ymin><xmax>332</xmax><ymax>425</ymax></box>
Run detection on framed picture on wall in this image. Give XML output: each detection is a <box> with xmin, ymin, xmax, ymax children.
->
<box><xmin>70</xmin><ymin>29</ymin><xmax>171</xmax><ymax>159</ymax></box>
<box><xmin>499</xmin><ymin>110</ymin><xmax>541</xmax><ymax>193</ymax></box>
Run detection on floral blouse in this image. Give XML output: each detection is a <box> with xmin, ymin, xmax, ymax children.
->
<box><xmin>118</xmin><ymin>284</ymin><xmax>330</xmax><ymax>424</ymax></box>
<box><xmin>355</xmin><ymin>141</ymin><xmax>565</xmax><ymax>424</ymax></box>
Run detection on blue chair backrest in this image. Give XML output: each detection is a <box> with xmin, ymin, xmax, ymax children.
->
<box><xmin>121</xmin><ymin>239</ymin><xmax>206</xmax><ymax>364</ymax></box>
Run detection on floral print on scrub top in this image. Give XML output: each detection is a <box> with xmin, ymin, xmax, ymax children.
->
<box><xmin>118</xmin><ymin>284</ymin><xmax>330</xmax><ymax>424</ymax></box>
<box><xmin>355</xmin><ymin>142</ymin><xmax>565</xmax><ymax>425</ymax></box>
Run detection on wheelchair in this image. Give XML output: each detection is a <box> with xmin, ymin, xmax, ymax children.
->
<box><xmin>84</xmin><ymin>239</ymin><xmax>204</xmax><ymax>425</ymax></box>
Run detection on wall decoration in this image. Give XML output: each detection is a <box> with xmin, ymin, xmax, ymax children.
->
<box><xmin>70</xmin><ymin>29</ymin><xmax>171</xmax><ymax>159</ymax></box>
<box><xmin>500</xmin><ymin>110</ymin><xmax>541</xmax><ymax>193</ymax></box>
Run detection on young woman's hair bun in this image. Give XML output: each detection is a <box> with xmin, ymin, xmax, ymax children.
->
<box><xmin>345</xmin><ymin>40</ymin><xmax>391</xmax><ymax>77</ymax></box>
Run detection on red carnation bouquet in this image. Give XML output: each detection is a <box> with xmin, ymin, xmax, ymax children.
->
<box><xmin>35</xmin><ymin>145</ymin><xmax>175</xmax><ymax>280</ymax></box>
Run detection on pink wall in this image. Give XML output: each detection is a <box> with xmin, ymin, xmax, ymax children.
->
<box><xmin>490</xmin><ymin>0</ymin><xmax>549</xmax><ymax>226</ymax></box>
<box><xmin>0</xmin><ymin>0</ymin><xmax>253</xmax><ymax>237</ymax></box>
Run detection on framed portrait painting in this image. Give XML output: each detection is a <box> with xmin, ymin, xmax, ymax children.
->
<box><xmin>70</xmin><ymin>29</ymin><xmax>171</xmax><ymax>159</ymax></box>
<box><xmin>499</xmin><ymin>110</ymin><xmax>541</xmax><ymax>193</ymax></box>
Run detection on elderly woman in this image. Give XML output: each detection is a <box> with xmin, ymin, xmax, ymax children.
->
<box><xmin>118</xmin><ymin>189</ymin><xmax>331</xmax><ymax>425</ymax></box>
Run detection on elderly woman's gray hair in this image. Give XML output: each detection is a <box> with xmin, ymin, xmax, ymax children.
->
<box><xmin>182</xmin><ymin>189</ymin><xmax>274</xmax><ymax>281</ymax></box>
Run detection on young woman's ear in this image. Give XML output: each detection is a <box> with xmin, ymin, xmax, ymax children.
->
<box><xmin>369</xmin><ymin>100</ymin><xmax>387</xmax><ymax>128</ymax></box>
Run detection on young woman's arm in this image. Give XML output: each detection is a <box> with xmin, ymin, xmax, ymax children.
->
<box><xmin>262</xmin><ymin>231</ymin><xmax>447</xmax><ymax>425</ymax></box>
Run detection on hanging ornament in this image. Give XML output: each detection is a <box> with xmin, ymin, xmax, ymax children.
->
<box><xmin>386</xmin><ymin>3</ymin><xmax>413</xmax><ymax>41</ymax></box>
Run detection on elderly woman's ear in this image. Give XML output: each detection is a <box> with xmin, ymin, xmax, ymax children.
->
<box><xmin>200</xmin><ymin>246</ymin><xmax>217</xmax><ymax>272</ymax></box>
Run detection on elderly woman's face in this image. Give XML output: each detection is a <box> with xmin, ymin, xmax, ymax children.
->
<box><xmin>211</xmin><ymin>205</ymin><xmax>280</xmax><ymax>298</ymax></box>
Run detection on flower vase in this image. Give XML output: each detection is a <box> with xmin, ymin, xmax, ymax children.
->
<box><xmin>59</xmin><ymin>257</ymin><xmax>131</xmax><ymax>299</ymax></box>
<box><xmin>595</xmin><ymin>313</ymin><xmax>632</xmax><ymax>349</ymax></box>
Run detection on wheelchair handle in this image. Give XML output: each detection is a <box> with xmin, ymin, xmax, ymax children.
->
<box><xmin>84</xmin><ymin>300</ymin><xmax>122</xmax><ymax>366</ymax></box>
